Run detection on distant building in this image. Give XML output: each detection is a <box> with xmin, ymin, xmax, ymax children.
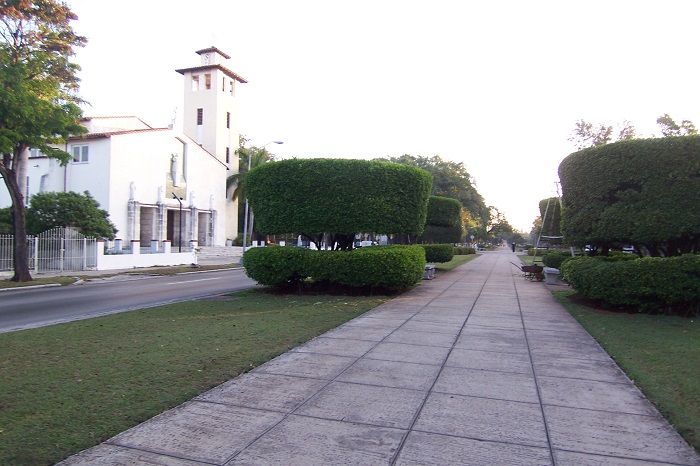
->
<box><xmin>0</xmin><ymin>47</ymin><xmax>245</xmax><ymax>246</ymax></box>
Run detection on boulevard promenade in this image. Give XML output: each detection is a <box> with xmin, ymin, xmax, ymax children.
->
<box><xmin>60</xmin><ymin>248</ymin><xmax>699</xmax><ymax>465</ymax></box>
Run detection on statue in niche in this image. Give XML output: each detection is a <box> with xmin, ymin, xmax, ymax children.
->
<box><xmin>170</xmin><ymin>154</ymin><xmax>179</xmax><ymax>187</ymax></box>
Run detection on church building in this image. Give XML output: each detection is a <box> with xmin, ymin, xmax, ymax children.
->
<box><xmin>0</xmin><ymin>47</ymin><xmax>244</xmax><ymax>247</ymax></box>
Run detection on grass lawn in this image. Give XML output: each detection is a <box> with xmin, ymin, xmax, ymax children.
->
<box><xmin>434</xmin><ymin>254</ymin><xmax>479</xmax><ymax>272</ymax></box>
<box><xmin>0</xmin><ymin>289</ymin><xmax>386</xmax><ymax>465</ymax></box>
<box><xmin>553</xmin><ymin>291</ymin><xmax>700</xmax><ymax>453</ymax></box>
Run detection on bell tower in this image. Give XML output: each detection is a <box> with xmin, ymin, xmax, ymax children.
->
<box><xmin>176</xmin><ymin>47</ymin><xmax>247</xmax><ymax>167</ymax></box>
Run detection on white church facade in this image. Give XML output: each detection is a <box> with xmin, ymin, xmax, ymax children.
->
<box><xmin>0</xmin><ymin>47</ymin><xmax>244</xmax><ymax>248</ymax></box>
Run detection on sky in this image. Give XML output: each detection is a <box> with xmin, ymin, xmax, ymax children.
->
<box><xmin>65</xmin><ymin>0</ymin><xmax>700</xmax><ymax>231</ymax></box>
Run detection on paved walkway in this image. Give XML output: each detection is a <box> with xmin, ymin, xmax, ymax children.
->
<box><xmin>60</xmin><ymin>249</ymin><xmax>699</xmax><ymax>465</ymax></box>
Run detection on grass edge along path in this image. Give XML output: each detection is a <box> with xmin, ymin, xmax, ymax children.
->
<box><xmin>0</xmin><ymin>289</ymin><xmax>387</xmax><ymax>465</ymax></box>
<box><xmin>552</xmin><ymin>290</ymin><xmax>700</xmax><ymax>453</ymax></box>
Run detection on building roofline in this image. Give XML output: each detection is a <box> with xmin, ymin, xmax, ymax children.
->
<box><xmin>175</xmin><ymin>64</ymin><xmax>248</xmax><ymax>83</ymax></box>
<box><xmin>68</xmin><ymin>127</ymin><xmax>171</xmax><ymax>140</ymax></box>
<box><xmin>195</xmin><ymin>46</ymin><xmax>231</xmax><ymax>59</ymax></box>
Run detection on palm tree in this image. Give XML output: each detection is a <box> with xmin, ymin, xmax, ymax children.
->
<box><xmin>226</xmin><ymin>140</ymin><xmax>278</xmax><ymax>242</ymax></box>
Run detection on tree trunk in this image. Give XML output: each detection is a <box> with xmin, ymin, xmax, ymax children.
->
<box><xmin>0</xmin><ymin>155</ymin><xmax>33</xmax><ymax>282</ymax></box>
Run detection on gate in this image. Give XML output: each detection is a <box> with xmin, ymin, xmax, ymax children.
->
<box><xmin>35</xmin><ymin>228</ymin><xmax>96</xmax><ymax>272</ymax></box>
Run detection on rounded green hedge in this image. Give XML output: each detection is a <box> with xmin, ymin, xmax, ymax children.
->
<box><xmin>561</xmin><ymin>254</ymin><xmax>700</xmax><ymax>314</ymax></box>
<box><xmin>421</xmin><ymin>244</ymin><xmax>455</xmax><ymax>263</ymax></box>
<box><xmin>542</xmin><ymin>250</ymin><xmax>573</xmax><ymax>269</ymax></box>
<box><xmin>246</xmin><ymin>159</ymin><xmax>433</xmax><ymax>236</ymax></box>
<box><xmin>243</xmin><ymin>245</ymin><xmax>426</xmax><ymax>291</ymax></box>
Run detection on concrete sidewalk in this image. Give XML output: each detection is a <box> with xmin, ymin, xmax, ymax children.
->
<box><xmin>60</xmin><ymin>249</ymin><xmax>699</xmax><ymax>465</ymax></box>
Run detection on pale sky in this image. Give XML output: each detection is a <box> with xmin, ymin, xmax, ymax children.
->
<box><xmin>65</xmin><ymin>0</ymin><xmax>700</xmax><ymax>231</ymax></box>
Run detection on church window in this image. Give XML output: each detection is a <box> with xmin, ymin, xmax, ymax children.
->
<box><xmin>226</xmin><ymin>147</ymin><xmax>230</xmax><ymax>163</ymax></box>
<box><xmin>191</xmin><ymin>75</ymin><xmax>200</xmax><ymax>91</ymax></box>
<box><xmin>71</xmin><ymin>145</ymin><xmax>89</xmax><ymax>163</ymax></box>
<box><xmin>205</xmin><ymin>73</ymin><xmax>211</xmax><ymax>90</ymax></box>
<box><xmin>197</xmin><ymin>108</ymin><xmax>203</xmax><ymax>125</ymax></box>
<box><xmin>226</xmin><ymin>112</ymin><xmax>230</xmax><ymax>129</ymax></box>
<box><xmin>222</xmin><ymin>77</ymin><xmax>226</xmax><ymax>91</ymax></box>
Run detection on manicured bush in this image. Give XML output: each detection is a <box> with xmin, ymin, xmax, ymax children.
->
<box><xmin>421</xmin><ymin>224</ymin><xmax>463</xmax><ymax>244</ymax></box>
<box><xmin>242</xmin><ymin>246</ymin><xmax>308</xmax><ymax>287</ymax></box>
<box><xmin>244</xmin><ymin>245</ymin><xmax>426</xmax><ymax>291</ymax></box>
<box><xmin>561</xmin><ymin>254</ymin><xmax>700</xmax><ymax>315</ymax></box>
<box><xmin>425</xmin><ymin>196</ymin><xmax>461</xmax><ymax>227</ymax></box>
<box><xmin>454</xmin><ymin>246</ymin><xmax>476</xmax><ymax>255</ymax></box>
<box><xmin>246</xmin><ymin>159</ymin><xmax>433</xmax><ymax>239</ymax></box>
<box><xmin>559</xmin><ymin>136</ymin><xmax>700</xmax><ymax>256</ymax></box>
<box><xmin>307</xmin><ymin>245</ymin><xmax>426</xmax><ymax>290</ymax></box>
<box><xmin>421</xmin><ymin>244</ymin><xmax>454</xmax><ymax>263</ymax></box>
<box><xmin>543</xmin><ymin>250</ymin><xmax>573</xmax><ymax>269</ymax></box>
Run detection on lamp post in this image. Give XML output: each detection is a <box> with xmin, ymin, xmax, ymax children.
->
<box><xmin>172</xmin><ymin>193</ymin><xmax>183</xmax><ymax>252</ymax></box>
<box><xmin>241</xmin><ymin>140</ymin><xmax>283</xmax><ymax>258</ymax></box>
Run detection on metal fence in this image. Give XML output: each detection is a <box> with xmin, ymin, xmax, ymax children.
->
<box><xmin>0</xmin><ymin>227</ymin><xmax>96</xmax><ymax>273</ymax></box>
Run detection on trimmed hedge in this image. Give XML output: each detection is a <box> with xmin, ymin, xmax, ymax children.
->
<box><xmin>425</xmin><ymin>196</ymin><xmax>461</xmax><ymax>227</ymax></box>
<box><xmin>421</xmin><ymin>244</ymin><xmax>455</xmax><ymax>263</ymax></box>
<box><xmin>454</xmin><ymin>246</ymin><xmax>476</xmax><ymax>255</ymax></box>
<box><xmin>559</xmin><ymin>136</ymin><xmax>700</xmax><ymax>256</ymax></box>
<box><xmin>561</xmin><ymin>254</ymin><xmax>700</xmax><ymax>315</ymax></box>
<box><xmin>542</xmin><ymin>250</ymin><xmax>573</xmax><ymax>269</ymax></box>
<box><xmin>246</xmin><ymin>159</ymin><xmax>433</xmax><ymax>236</ymax></box>
<box><xmin>243</xmin><ymin>245</ymin><xmax>426</xmax><ymax>291</ymax></box>
<box><xmin>420</xmin><ymin>225</ymin><xmax>463</xmax><ymax>244</ymax></box>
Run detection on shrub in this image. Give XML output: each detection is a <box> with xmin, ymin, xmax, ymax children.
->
<box><xmin>242</xmin><ymin>247</ymin><xmax>308</xmax><ymax>287</ymax></box>
<box><xmin>420</xmin><ymin>224</ymin><xmax>462</xmax><ymax>244</ymax></box>
<box><xmin>421</xmin><ymin>244</ymin><xmax>454</xmax><ymax>263</ymax></box>
<box><xmin>244</xmin><ymin>245</ymin><xmax>425</xmax><ymax>291</ymax></box>
<box><xmin>246</xmin><ymin>159</ymin><xmax>433</xmax><ymax>238</ymax></box>
<box><xmin>454</xmin><ymin>246</ymin><xmax>476</xmax><ymax>255</ymax></box>
<box><xmin>559</xmin><ymin>136</ymin><xmax>700</xmax><ymax>256</ymax></box>
<box><xmin>425</xmin><ymin>196</ymin><xmax>462</xmax><ymax>227</ymax></box>
<box><xmin>561</xmin><ymin>254</ymin><xmax>700</xmax><ymax>315</ymax></box>
<box><xmin>543</xmin><ymin>250</ymin><xmax>573</xmax><ymax>269</ymax></box>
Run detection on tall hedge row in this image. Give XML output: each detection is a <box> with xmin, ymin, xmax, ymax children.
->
<box><xmin>561</xmin><ymin>255</ymin><xmax>700</xmax><ymax>315</ymax></box>
<box><xmin>558</xmin><ymin>136</ymin><xmax>700</xmax><ymax>256</ymax></box>
<box><xmin>243</xmin><ymin>245</ymin><xmax>426</xmax><ymax>291</ymax></box>
<box><xmin>421</xmin><ymin>196</ymin><xmax>463</xmax><ymax>243</ymax></box>
<box><xmin>246</xmin><ymin>159</ymin><xmax>433</xmax><ymax>236</ymax></box>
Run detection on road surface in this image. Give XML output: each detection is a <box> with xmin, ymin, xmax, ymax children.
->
<box><xmin>0</xmin><ymin>268</ymin><xmax>256</xmax><ymax>333</ymax></box>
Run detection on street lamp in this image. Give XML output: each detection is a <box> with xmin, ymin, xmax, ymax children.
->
<box><xmin>241</xmin><ymin>140</ymin><xmax>283</xmax><ymax>258</ymax></box>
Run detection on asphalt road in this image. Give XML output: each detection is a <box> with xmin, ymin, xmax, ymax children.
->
<box><xmin>0</xmin><ymin>268</ymin><xmax>256</xmax><ymax>334</ymax></box>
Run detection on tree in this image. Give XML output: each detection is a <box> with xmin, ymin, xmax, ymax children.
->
<box><xmin>487</xmin><ymin>206</ymin><xmax>514</xmax><ymax>243</ymax></box>
<box><xmin>26</xmin><ymin>191</ymin><xmax>117</xmax><ymax>238</ymax></box>
<box><xmin>226</xmin><ymin>136</ymin><xmax>279</xmax><ymax>241</ymax></box>
<box><xmin>376</xmin><ymin>154</ymin><xmax>488</xmax><ymax>227</ymax></box>
<box><xmin>568</xmin><ymin>119</ymin><xmax>638</xmax><ymax>150</ymax></box>
<box><xmin>559</xmin><ymin>137</ymin><xmax>700</xmax><ymax>256</ymax></box>
<box><xmin>246</xmin><ymin>159</ymin><xmax>433</xmax><ymax>250</ymax></box>
<box><xmin>656</xmin><ymin>113</ymin><xmax>697</xmax><ymax>137</ymax></box>
<box><xmin>0</xmin><ymin>1</ymin><xmax>87</xmax><ymax>281</ymax></box>
<box><xmin>0</xmin><ymin>206</ymin><xmax>11</xmax><ymax>234</ymax></box>
<box><xmin>420</xmin><ymin>196</ymin><xmax>463</xmax><ymax>244</ymax></box>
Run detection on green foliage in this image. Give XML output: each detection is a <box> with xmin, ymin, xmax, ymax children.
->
<box><xmin>242</xmin><ymin>246</ymin><xmax>308</xmax><ymax>287</ymax></box>
<box><xmin>246</xmin><ymin>159</ymin><xmax>433</xmax><ymax>238</ymax></box>
<box><xmin>561</xmin><ymin>255</ymin><xmax>700</xmax><ymax>315</ymax></box>
<box><xmin>421</xmin><ymin>244</ymin><xmax>455</xmax><ymax>263</ymax></box>
<box><xmin>420</xmin><ymin>196</ymin><xmax>463</xmax><ymax>243</ymax></box>
<box><xmin>420</xmin><ymin>225</ymin><xmax>463</xmax><ymax>244</ymax></box>
<box><xmin>26</xmin><ymin>191</ymin><xmax>117</xmax><ymax>239</ymax></box>
<box><xmin>657</xmin><ymin>114</ymin><xmax>697</xmax><ymax>137</ymax></box>
<box><xmin>243</xmin><ymin>245</ymin><xmax>426</xmax><ymax>291</ymax></box>
<box><xmin>425</xmin><ymin>196</ymin><xmax>461</xmax><ymax>227</ymax></box>
<box><xmin>559</xmin><ymin>136</ymin><xmax>700</xmax><ymax>256</ymax></box>
<box><xmin>376</xmin><ymin>154</ymin><xmax>488</xmax><ymax>226</ymax></box>
<box><xmin>0</xmin><ymin>207</ymin><xmax>11</xmax><ymax>234</ymax></box>
<box><xmin>542</xmin><ymin>250</ymin><xmax>573</xmax><ymax>268</ymax></box>
<box><xmin>454</xmin><ymin>246</ymin><xmax>476</xmax><ymax>255</ymax></box>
